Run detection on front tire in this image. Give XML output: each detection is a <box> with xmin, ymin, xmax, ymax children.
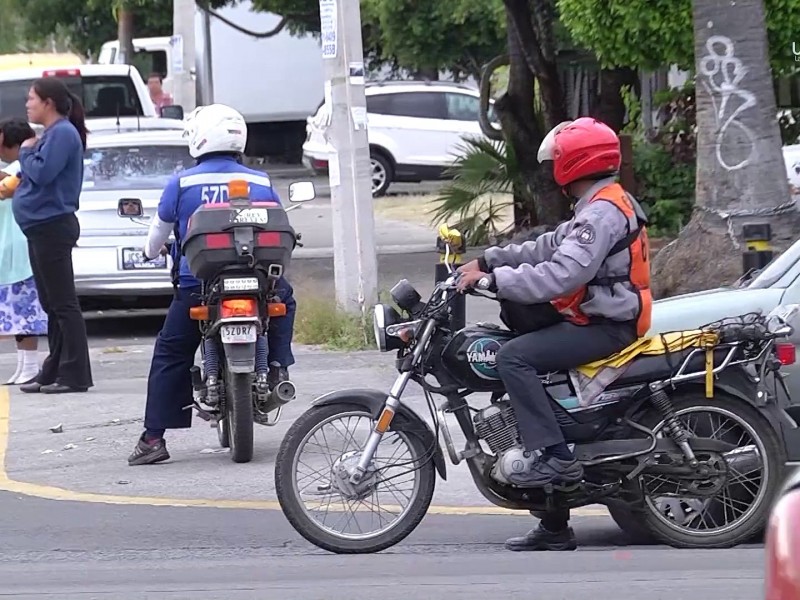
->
<box><xmin>226</xmin><ymin>371</ymin><xmax>254</xmax><ymax>463</ymax></box>
<box><xmin>370</xmin><ymin>151</ymin><xmax>393</xmax><ymax>197</ymax></box>
<box><xmin>275</xmin><ymin>403</ymin><xmax>435</xmax><ymax>553</ymax></box>
<box><xmin>637</xmin><ymin>392</ymin><xmax>785</xmax><ymax>549</ymax></box>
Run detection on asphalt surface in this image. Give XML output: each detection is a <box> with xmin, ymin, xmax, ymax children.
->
<box><xmin>0</xmin><ymin>180</ymin><xmax>770</xmax><ymax>598</ymax></box>
<box><xmin>0</xmin><ymin>491</ymin><xmax>765</xmax><ymax>600</ymax></box>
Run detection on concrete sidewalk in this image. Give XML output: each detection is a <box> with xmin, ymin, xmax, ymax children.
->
<box><xmin>0</xmin><ymin>344</ymin><xmax>607</xmax><ymax>518</ymax></box>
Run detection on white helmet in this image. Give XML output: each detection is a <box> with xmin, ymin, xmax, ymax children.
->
<box><xmin>183</xmin><ymin>103</ymin><xmax>248</xmax><ymax>158</ymax></box>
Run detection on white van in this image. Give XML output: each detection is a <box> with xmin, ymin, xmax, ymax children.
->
<box><xmin>0</xmin><ymin>63</ymin><xmax>159</xmax><ymax>121</ymax></box>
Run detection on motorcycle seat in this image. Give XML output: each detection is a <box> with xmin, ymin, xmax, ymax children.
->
<box><xmin>608</xmin><ymin>346</ymin><xmax>735</xmax><ymax>388</ymax></box>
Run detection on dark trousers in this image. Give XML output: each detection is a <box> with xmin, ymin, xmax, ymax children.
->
<box><xmin>144</xmin><ymin>277</ymin><xmax>297</xmax><ymax>432</ymax></box>
<box><xmin>25</xmin><ymin>214</ymin><xmax>93</xmax><ymax>389</ymax></box>
<box><xmin>495</xmin><ymin>301</ymin><xmax>637</xmax><ymax>531</ymax></box>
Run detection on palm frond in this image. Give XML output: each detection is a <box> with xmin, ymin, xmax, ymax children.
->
<box><xmin>428</xmin><ymin>135</ymin><xmax>522</xmax><ymax>245</ymax></box>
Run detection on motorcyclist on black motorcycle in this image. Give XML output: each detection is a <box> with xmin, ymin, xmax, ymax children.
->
<box><xmin>127</xmin><ymin>103</ymin><xmax>297</xmax><ymax>466</ymax></box>
<box><xmin>456</xmin><ymin>117</ymin><xmax>652</xmax><ymax>551</ymax></box>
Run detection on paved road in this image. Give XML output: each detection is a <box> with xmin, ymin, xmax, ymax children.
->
<box><xmin>0</xmin><ymin>491</ymin><xmax>764</xmax><ymax>599</ymax></box>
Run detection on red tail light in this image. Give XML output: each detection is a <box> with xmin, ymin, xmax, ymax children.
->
<box><xmin>43</xmin><ymin>69</ymin><xmax>80</xmax><ymax>77</ymax></box>
<box><xmin>257</xmin><ymin>232</ymin><xmax>281</xmax><ymax>246</ymax></box>
<box><xmin>776</xmin><ymin>343</ymin><xmax>796</xmax><ymax>366</ymax></box>
<box><xmin>221</xmin><ymin>298</ymin><xmax>258</xmax><ymax>318</ymax></box>
<box><xmin>205</xmin><ymin>233</ymin><xmax>233</xmax><ymax>249</ymax></box>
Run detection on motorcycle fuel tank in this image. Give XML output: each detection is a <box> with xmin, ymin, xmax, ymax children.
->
<box><xmin>441</xmin><ymin>324</ymin><xmax>516</xmax><ymax>392</ymax></box>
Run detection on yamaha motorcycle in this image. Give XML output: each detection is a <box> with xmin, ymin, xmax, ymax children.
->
<box><xmin>274</xmin><ymin>225</ymin><xmax>800</xmax><ymax>553</ymax></box>
<box><xmin>120</xmin><ymin>180</ymin><xmax>315</xmax><ymax>464</ymax></box>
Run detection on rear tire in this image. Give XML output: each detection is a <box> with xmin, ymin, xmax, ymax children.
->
<box><xmin>370</xmin><ymin>151</ymin><xmax>393</xmax><ymax>197</ymax></box>
<box><xmin>607</xmin><ymin>504</ymin><xmax>656</xmax><ymax>544</ymax></box>
<box><xmin>637</xmin><ymin>392</ymin><xmax>785</xmax><ymax>549</ymax></box>
<box><xmin>217</xmin><ymin>417</ymin><xmax>230</xmax><ymax>449</ymax></box>
<box><xmin>275</xmin><ymin>403</ymin><xmax>435</xmax><ymax>553</ymax></box>
<box><xmin>226</xmin><ymin>371</ymin><xmax>254</xmax><ymax>463</ymax></box>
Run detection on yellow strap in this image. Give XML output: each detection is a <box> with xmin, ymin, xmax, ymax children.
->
<box><xmin>705</xmin><ymin>346</ymin><xmax>714</xmax><ymax>398</ymax></box>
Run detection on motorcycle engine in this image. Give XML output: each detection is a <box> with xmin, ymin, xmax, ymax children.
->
<box><xmin>473</xmin><ymin>401</ymin><xmax>538</xmax><ymax>484</ymax></box>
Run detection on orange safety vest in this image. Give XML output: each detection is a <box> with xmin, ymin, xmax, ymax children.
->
<box><xmin>551</xmin><ymin>183</ymin><xmax>652</xmax><ymax>337</ymax></box>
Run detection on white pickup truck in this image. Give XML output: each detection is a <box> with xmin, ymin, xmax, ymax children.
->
<box><xmin>0</xmin><ymin>62</ymin><xmax>185</xmax><ymax>132</ymax></box>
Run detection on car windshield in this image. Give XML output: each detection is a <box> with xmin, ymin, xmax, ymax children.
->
<box><xmin>746</xmin><ymin>237</ymin><xmax>800</xmax><ymax>289</ymax></box>
<box><xmin>83</xmin><ymin>144</ymin><xmax>191</xmax><ymax>190</ymax></box>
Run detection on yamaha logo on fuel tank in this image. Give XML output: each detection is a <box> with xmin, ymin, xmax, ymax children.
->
<box><xmin>466</xmin><ymin>337</ymin><xmax>501</xmax><ymax>380</ymax></box>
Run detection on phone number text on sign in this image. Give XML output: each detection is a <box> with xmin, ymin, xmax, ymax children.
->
<box><xmin>320</xmin><ymin>0</ymin><xmax>337</xmax><ymax>58</ymax></box>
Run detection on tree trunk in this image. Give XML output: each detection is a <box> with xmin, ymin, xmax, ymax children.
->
<box><xmin>496</xmin><ymin>0</ymin><xmax>569</xmax><ymax>228</ymax></box>
<box><xmin>652</xmin><ymin>0</ymin><xmax>798</xmax><ymax>298</ymax></box>
<box><xmin>591</xmin><ymin>67</ymin><xmax>639</xmax><ymax>133</ymax></box>
<box><xmin>413</xmin><ymin>67</ymin><xmax>439</xmax><ymax>81</ymax></box>
<box><xmin>116</xmin><ymin>3</ymin><xmax>135</xmax><ymax>65</ymax></box>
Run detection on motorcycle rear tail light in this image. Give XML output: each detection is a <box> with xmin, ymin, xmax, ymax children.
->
<box><xmin>221</xmin><ymin>298</ymin><xmax>258</xmax><ymax>318</ymax></box>
<box><xmin>775</xmin><ymin>343</ymin><xmax>796</xmax><ymax>366</ymax></box>
<box><xmin>257</xmin><ymin>232</ymin><xmax>281</xmax><ymax>246</ymax></box>
<box><xmin>205</xmin><ymin>233</ymin><xmax>233</xmax><ymax>249</ymax></box>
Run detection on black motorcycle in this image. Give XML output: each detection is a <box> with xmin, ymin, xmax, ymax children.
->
<box><xmin>121</xmin><ymin>179</ymin><xmax>315</xmax><ymax>464</ymax></box>
<box><xmin>274</xmin><ymin>225</ymin><xmax>800</xmax><ymax>553</ymax></box>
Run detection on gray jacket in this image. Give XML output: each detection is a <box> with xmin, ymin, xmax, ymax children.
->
<box><xmin>484</xmin><ymin>177</ymin><xmax>647</xmax><ymax>323</ymax></box>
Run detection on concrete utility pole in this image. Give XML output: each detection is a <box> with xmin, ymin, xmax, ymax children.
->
<box><xmin>172</xmin><ymin>0</ymin><xmax>197</xmax><ymax>112</ymax></box>
<box><xmin>318</xmin><ymin>0</ymin><xmax>378</xmax><ymax>314</ymax></box>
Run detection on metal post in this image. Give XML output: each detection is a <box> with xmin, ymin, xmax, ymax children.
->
<box><xmin>742</xmin><ymin>223</ymin><xmax>773</xmax><ymax>274</ymax></box>
<box><xmin>436</xmin><ymin>234</ymin><xmax>466</xmax><ymax>331</ymax></box>
<box><xmin>172</xmin><ymin>0</ymin><xmax>197</xmax><ymax>112</ymax></box>
<box><xmin>318</xmin><ymin>0</ymin><xmax>378</xmax><ymax>314</ymax></box>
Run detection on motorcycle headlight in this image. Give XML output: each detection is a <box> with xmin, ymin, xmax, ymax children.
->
<box><xmin>372</xmin><ymin>303</ymin><xmax>405</xmax><ymax>352</ymax></box>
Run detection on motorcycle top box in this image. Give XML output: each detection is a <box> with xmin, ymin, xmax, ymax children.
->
<box><xmin>182</xmin><ymin>182</ymin><xmax>297</xmax><ymax>281</ymax></box>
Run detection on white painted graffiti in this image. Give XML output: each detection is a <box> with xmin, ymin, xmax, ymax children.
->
<box><xmin>698</xmin><ymin>35</ymin><xmax>757</xmax><ymax>171</ymax></box>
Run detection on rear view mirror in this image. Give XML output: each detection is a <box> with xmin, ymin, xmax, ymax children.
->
<box><xmin>288</xmin><ymin>181</ymin><xmax>316</xmax><ymax>203</ymax></box>
<box><xmin>161</xmin><ymin>105</ymin><xmax>184</xmax><ymax>120</ymax></box>
<box><xmin>118</xmin><ymin>197</ymin><xmax>144</xmax><ymax>218</ymax></box>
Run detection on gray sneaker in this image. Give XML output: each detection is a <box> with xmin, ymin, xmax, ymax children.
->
<box><xmin>506</xmin><ymin>455</ymin><xmax>584</xmax><ymax>488</ymax></box>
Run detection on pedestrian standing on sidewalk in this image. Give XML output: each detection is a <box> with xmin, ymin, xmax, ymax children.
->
<box><xmin>12</xmin><ymin>78</ymin><xmax>93</xmax><ymax>394</ymax></box>
<box><xmin>0</xmin><ymin>118</ymin><xmax>47</xmax><ymax>384</ymax></box>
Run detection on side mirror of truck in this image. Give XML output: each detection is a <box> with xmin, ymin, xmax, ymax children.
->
<box><xmin>161</xmin><ymin>105</ymin><xmax>184</xmax><ymax>120</ymax></box>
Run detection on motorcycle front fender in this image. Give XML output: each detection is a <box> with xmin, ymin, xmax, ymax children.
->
<box><xmin>312</xmin><ymin>388</ymin><xmax>447</xmax><ymax>480</ymax></box>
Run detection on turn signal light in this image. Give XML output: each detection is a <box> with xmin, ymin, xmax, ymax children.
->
<box><xmin>221</xmin><ymin>298</ymin><xmax>258</xmax><ymax>318</ymax></box>
<box><xmin>267</xmin><ymin>302</ymin><xmax>286</xmax><ymax>317</ymax></box>
<box><xmin>776</xmin><ymin>343</ymin><xmax>796</xmax><ymax>366</ymax></box>
<box><xmin>189</xmin><ymin>306</ymin><xmax>209</xmax><ymax>321</ymax></box>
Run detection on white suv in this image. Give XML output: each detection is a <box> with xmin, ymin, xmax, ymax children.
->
<box><xmin>302</xmin><ymin>81</ymin><xmax>493</xmax><ymax>196</ymax></box>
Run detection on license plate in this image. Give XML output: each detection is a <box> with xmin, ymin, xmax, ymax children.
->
<box><xmin>223</xmin><ymin>277</ymin><xmax>259</xmax><ymax>292</ymax></box>
<box><xmin>220</xmin><ymin>323</ymin><xmax>257</xmax><ymax>344</ymax></box>
<box><xmin>121</xmin><ymin>248</ymin><xmax>167</xmax><ymax>270</ymax></box>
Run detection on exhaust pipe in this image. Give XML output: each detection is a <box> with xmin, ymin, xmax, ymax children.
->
<box><xmin>261</xmin><ymin>380</ymin><xmax>296</xmax><ymax>414</ymax></box>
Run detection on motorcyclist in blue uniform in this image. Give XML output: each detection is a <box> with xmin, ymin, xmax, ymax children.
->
<box><xmin>128</xmin><ymin>104</ymin><xmax>296</xmax><ymax>466</ymax></box>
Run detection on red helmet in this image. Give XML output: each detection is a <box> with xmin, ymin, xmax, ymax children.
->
<box><xmin>538</xmin><ymin>117</ymin><xmax>621</xmax><ymax>187</ymax></box>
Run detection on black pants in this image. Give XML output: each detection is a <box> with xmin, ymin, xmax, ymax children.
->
<box><xmin>496</xmin><ymin>301</ymin><xmax>637</xmax><ymax>530</ymax></box>
<box><xmin>25</xmin><ymin>214</ymin><xmax>93</xmax><ymax>389</ymax></box>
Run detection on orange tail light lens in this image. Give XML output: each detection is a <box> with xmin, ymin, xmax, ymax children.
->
<box><xmin>221</xmin><ymin>298</ymin><xmax>258</xmax><ymax>318</ymax></box>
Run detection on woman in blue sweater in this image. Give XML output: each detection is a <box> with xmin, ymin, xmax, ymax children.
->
<box><xmin>13</xmin><ymin>78</ymin><xmax>93</xmax><ymax>394</ymax></box>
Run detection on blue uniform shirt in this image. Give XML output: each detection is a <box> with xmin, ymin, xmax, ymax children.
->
<box><xmin>156</xmin><ymin>155</ymin><xmax>281</xmax><ymax>288</ymax></box>
<box><xmin>13</xmin><ymin>118</ymin><xmax>84</xmax><ymax>232</ymax></box>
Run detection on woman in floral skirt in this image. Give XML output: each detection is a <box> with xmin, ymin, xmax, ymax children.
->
<box><xmin>0</xmin><ymin>118</ymin><xmax>47</xmax><ymax>384</ymax></box>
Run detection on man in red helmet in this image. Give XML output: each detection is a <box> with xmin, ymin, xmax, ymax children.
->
<box><xmin>457</xmin><ymin>117</ymin><xmax>652</xmax><ymax>551</ymax></box>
